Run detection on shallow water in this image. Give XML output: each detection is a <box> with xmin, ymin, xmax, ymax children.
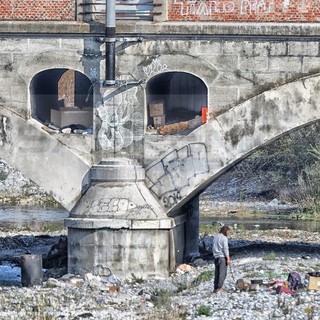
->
<box><xmin>0</xmin><ymin>262</ymin><xmax>21</xmax><ymax>286</ymax></box>
<box><xmin>0</xmin><ymin>205</ymin><xmax>69</xmax><ymax>231</ymax></box>
<box><xmin>0</xmin><ymin>204</ymin><xmax>318</xmax><ymax>232</ymax></box>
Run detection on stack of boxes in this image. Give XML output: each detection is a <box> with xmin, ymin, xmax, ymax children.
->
<box><xmin>149</xmin><ymin>100</ymin><xmax>165</xmax><ymax>129</ymax></box>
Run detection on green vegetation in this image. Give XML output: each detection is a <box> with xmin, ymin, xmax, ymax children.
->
<box><xmin>295</xmin><ymin>147</ymin><xmax>320</xmax><ymax>219</ymax></box>
<box><xmin>305</xmin><ymin>306</ymin><xmax>315</xmax><ymax>320</ymax></box>
<box><xmin>151</xmin><ymin>289</ymin><xmax>172</xmax><ymax>309</ymax></box>
<box><xmin>192</xmin><ymin>270</ymin><xmax>214</xmax><ymax>286</ymax></box>
<box><xmin>40</xmin><ymin>222</ymin><xmax>65</xmax><ymax>233</ymax></box>
<box><xmin>263</xmin><ymin>252</ymin><xmax>277</xmax><ymax>261</ymax></box>
<box><xmin>196</xmin><ymin>305</ymin><xmax>212</xmax><ymax>317</ymax></box>
<box><xmin>225</xmin><ymin>123</ymin><xmax>320</xmax><ymax>219</ymax></box>
<box><xmin>199</xmin><ymin>224</ymin><xmax>221</xmax><ymax>235</ymax></box>
<box><xmin>130</xmin><ymin>273</ymin><xmax>144</xmax><ymax>284</ymax></box>
<box><xmin>0</xmin><ymin>171</ymin><xmax>8</xmax><ymax>181</ymax></box>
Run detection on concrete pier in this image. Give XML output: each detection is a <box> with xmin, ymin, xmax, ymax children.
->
<box><xmin>65</xmin><ymin>158</ymin><xmax>187</xmax><ymax>278</ymax></box>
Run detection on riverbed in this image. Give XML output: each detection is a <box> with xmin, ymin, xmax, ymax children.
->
<box><xmin>0</xmin><ymin>228</ymin><xmax>320</xmax><ymax>319</ymax></box>
<box><xmin>0</xmin><ymin>203</ymin><xmax>319</xmax><ymax>289</ymax></box>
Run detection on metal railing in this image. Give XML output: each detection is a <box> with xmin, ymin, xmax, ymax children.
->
<box><xmin>79</xmin><ymin>0</ymin><xmax>162</xmax><ymax>22</ymax></box>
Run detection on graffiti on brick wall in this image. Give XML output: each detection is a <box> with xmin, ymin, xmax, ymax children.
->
<box><xmin>145</xmin><ymin>143</ymin><xmax>209</xmax><ymax>208</ymax></box>
<box><xmin>172</xmin><ymin>0</ymin><xmax>276</xmax><ymax>15</ymax></box>
<box><xmin>143</xmin><ymin>58</ymin><xmax>170</xmax><ymax>78</ymax></box>
<box><xmin>170</xmin><ymin>0</ymin><xmax>319</xmax><ymax>21</ymax></box>
<box><xmin>97</xmin><ymin>87</ymin><xmax>143</xmax><ymax>152</ymax></box>
<box><xmin>172</xmin><ymin>0</ymin><xmax>234</xmax><ymax>15</ymax></box>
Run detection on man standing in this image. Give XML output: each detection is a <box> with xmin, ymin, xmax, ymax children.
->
<box><xmin>212</xmin><ymin>225</ymin><xmax>231</xmax><ymax>293</ymax></box>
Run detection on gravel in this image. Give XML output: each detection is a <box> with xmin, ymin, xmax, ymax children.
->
<box><xmin>0</xmin><ymin>229</ymin><xmax>320</xmax><ymax>319</ymax></box>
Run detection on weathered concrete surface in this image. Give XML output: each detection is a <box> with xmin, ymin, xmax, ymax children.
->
<box><xmin>0</xmin><ymin>109</ymin><xmax>91</xmax><ymax>211</ymax></box>
<box><xmin>1</xmin><ymin>21</ymin><xmax>319</xmax><ymax>36</ymax></box>
<box><xmin>0</xmin><ymin>20</ymin><xmax>320</xmax><ymax>278</ymax></box>
<box><xmin>67</xmin><ymin>228</ymin><xmax>173</xmax><ymax>279</ymax></box>
<box><xmin>65</xmin><ymin>159</ymin><xmax>186</xmax><ymax>278</ymax></box>
<box><xmin>145</xmin><ymin>74</ymin><xmax>320</xmax><ymax>214</ymax></box>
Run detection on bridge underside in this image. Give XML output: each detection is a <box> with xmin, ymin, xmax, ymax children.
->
<box><xmin>1</xmin><ymin>68</ymin><xmax>320</xmax><ymax>278</ymax></box>
<box><xmin>66</xmin><ymin>74</ymin><xmax>320</xmax><ymax>278</ymax></box>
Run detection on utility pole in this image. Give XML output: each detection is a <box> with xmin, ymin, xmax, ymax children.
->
<box><xmin>105</xmin><ymin>0</ymin><xmax>116</xmax><ymax>85</ymax></box>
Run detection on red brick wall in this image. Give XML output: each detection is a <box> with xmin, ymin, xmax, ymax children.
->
<box><xmin>169</xmin><ymin>0</ymin><xmax>320</xmax><ymax>22</ymax></box>
<box><xmin>0</xmin><ymin>0</ymin><xmax>75</xmax><ymax>21</ymax></box>
<box><xmin>58</xmin><ymin>70</ymin><xmax>75</xmax><ymax>108</ymax></box>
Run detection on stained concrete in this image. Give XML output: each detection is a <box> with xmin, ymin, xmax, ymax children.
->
<box><xmin>0</xmin><ymin>19</ymin><xmax>320</xmax><ymax>277</ymax></box>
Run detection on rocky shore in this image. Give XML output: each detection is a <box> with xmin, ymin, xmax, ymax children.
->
<box><xmin>0</xmin><ymin>228</ymin><xmax>320</xmax><ymax>320</ymax></box>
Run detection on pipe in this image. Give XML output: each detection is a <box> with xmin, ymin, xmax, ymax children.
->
<box><xmin>21</xmin><ymin>254</ymin><xmax>43</xmax><ymax>287</ymax></box>
<box><xmin>105</xmin><ymin>0</ymin><xmax>116</xmax><ymax>86</ymax></box>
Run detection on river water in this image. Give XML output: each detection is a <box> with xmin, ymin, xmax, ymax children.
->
<box><xmin>0</xmin><ymin>205</ymin><xmax>69</xmax><ymax>231</ymax></box>
<box><xmin>0</xmin><ymin>205</ymin><xmax>319</xmax><ymax>232</ymax></box>
<box><xmin>200</xmin><ymin>216</ymin><xmax>320</xmax><ymax>232</ymax></box>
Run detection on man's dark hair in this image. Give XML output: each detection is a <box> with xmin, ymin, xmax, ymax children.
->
<box><xmin>219</xmin><ymin>225</ymin><xmax>230</xmax><ymax>236</ymax></box>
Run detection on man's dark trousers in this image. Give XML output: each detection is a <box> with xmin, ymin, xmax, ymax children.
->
<box><xmin>214</xmin><ymin>257</ymin><xmax>227</xmax><ymax>290</ymax></box>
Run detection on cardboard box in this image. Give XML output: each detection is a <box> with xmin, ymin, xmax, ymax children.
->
<box><xmin>149</xmin><ymin>101</ymin><xmax>164</xmax><ymax>117</ymax></box>
<box><xmin>153</xmin><ymin>115</ymin><xmax>165</xmax><ymax>128</ymax></box>
<box><xmin>307</xmin><ymin>274</ymin><xmax>320</xmax><ymax>290</ymax></box>
<box><xmin>51</xmin><ymin>107</ymin><xmax>93</xmax><ymax>128</ymax></box>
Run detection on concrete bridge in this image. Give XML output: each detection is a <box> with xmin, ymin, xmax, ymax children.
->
<box><xmin>0</xmin><ymin>1</ymin><xmax>320</xmax><ymax>278</ymax></box>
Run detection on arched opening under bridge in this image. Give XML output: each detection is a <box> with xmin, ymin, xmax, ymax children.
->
<box><xmin>30</xmin><ymin>69</ymin><xmax>93</xmax><ymax>133</ymax></box>
<box><xmin>146</xmin><ymin>72</ymin><xmax>208</xmax><ymax>134</ymax></box>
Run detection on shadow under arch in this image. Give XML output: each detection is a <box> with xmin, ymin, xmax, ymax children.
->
<box><xmin>146</xmin><ymin>71</ymin><xmax>208</xmax><ymax>131</ymax></box>
<box><xmin>30</xmin><ymin>68</ymin><xmax>93</xmax><ymax>129</ymax></box>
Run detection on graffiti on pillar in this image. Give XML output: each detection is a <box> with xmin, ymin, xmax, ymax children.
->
<box><xmin>143</xmin><ymin>58</ymin><xmax>170</xmax><ymax>78</ymax></box>
<box><xmin>97</xmin><ymin>87</ymin><xmax>143</xmax><ymax>152</ymax></box>
<box><xmin>0</xmin><ymin>116</ymin><xmax>8</xmax><ymax>147</ymax></box>
<box><xmin>169</xmin><ymin>0</ymin><xmax>319</xmax><ymax>21</ymax></box>
<box><xmin>145</xmin><ymin>143</ymin><xmax>209</xmax><ymax>208</ymax></box>
<box><xmin>91</xmin><ymin>198</ymin><xmax>137</xmax><ymax>213</ymax></box>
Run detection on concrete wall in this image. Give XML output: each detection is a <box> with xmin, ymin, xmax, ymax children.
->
<box><xmin>119</xmin><ymin>37</ymin><xmax>320</xmax><ymax>121</ymax></box>
<box><xmin>0</xmin><ymin>34</ymin><xmax>97</xmax><ymax>210</ymax></box>
<box><xmin>68</xmin><ymin>227</ymin><xmax>174</xmax><ymax>278</ymax></box>
<box><xmin>0</xmin><ymin>21</ymin><xmax>320</xmax><ymax>210</ymax></box>
<box><xmin>145</xmin><ymin>74</ymin><xmax>320</xmax><ymax>214</ymax></box>
<box><xmin>0</xmin><ymin>16</ymin><xmax>319</xmax><ymax>278</ymax></box>
<box><xmin>114</xmin><ymin>35</ymin><xmax>320</xmax><ymax>165</ymax></box>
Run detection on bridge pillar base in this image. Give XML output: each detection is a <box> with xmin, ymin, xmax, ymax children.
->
<box><xmin>65</xmin><ymin>158</ymin><xmax>187</xmax><ymax>279</ymax></box>
<box><xmin>65</xmin><ymin>216</ymin><xmax>186</xmax><ymax>279</ymax></box>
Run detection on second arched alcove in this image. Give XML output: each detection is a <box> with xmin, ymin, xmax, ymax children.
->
<box><xmin>146</xmin><ymin>72</ymin><xmax>208</xmax><ymax>133</ymax></box>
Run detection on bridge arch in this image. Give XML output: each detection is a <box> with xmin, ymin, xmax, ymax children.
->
<box><xmin>145</xmin><ymin>73</ymin><xmax>320</xmax><ymax>215</ymax></box>
<box><xmin>146</xmin><ymin>71</ymin><xmax>208</xmax><ymax>130</ymax></box>
<box><xmin>30</xmin><ymin>68</ymin><xmax>93</xmax><ymax>131</ymax></box>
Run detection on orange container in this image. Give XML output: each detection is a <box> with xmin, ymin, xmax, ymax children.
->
<box><xmin>201</xmin><ymin>107</ymin><xmax>208</xmax><ymax>123</ymax></box>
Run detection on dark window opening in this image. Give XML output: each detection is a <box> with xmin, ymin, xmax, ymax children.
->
<box><xmin>30</xmin><ymin>69</ymin><xmax>93</xmax><ymax>133</ymax></box>
<box><xmin>146</xmin><ymin>72</ymin><xmax>208</xmax><ymax>135</ymax></box>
